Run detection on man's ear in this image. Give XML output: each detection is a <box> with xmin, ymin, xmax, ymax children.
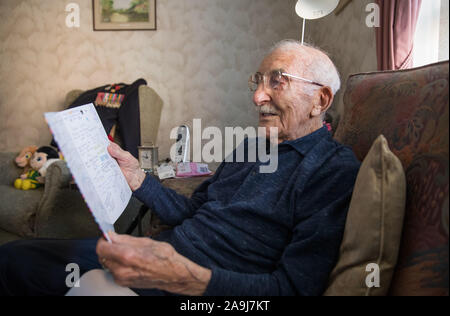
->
<box><xmin>311</xmin><ymin>86</ymin><xmax>334</xmax><ymax>118</ymax></box>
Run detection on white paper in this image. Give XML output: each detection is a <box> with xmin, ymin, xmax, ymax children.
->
<box><xmin>157</xmin><ymin>165</ymin><xmax>176</xmax><ymax>180</ymax></box>
<box><xmin>45</xmin><ymin>104</ymin><xmax>132</xmax><ymax>242</ymax></box>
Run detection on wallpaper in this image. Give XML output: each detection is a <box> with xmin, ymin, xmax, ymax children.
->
<box><xmin>306</xmin><ymin>0</ymin><xmax>378</xmax><ymax>126</ymax></box>
<box><xmin>0</xmin><ymin>0</ymin><xmax>377</xmax><ymax>160</ymax></box>
<box><xmin>0</xmin><ymin>0</ymin><xmax>299</xmax><ymax>159</ymax></box>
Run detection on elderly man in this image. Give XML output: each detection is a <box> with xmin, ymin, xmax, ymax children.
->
<box><xmin>0</xmin><ymin>40</ymin><xmax>360</xmax><ymax>296</ymax></box>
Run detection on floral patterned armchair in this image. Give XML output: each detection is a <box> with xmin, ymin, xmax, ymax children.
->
<box><xmin>335</xmin><ymin>61</ymin><xmax>449</xmax><ymax>296</ymax></box>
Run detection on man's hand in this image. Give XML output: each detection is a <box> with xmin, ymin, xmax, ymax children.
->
<box><xmin>96</xmin><ymin>233</ymin><xmax>212</xmax><ymax>296</ymax></box>
<box><xmin>108</xmin><ymin>142</ymin><xmax>146</xmax><ymax>191</ymax></box>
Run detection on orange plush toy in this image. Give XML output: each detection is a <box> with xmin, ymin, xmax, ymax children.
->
<box><xmin>15</xmin><ymin>146</ymin><xmax>38</xmax><ymax>178</ymax></box>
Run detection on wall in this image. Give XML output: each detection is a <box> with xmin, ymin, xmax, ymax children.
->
<box><xmin>0</xmin><ymin>0</ymin><xmax>299</xmax><ymax>159</ymax></box>
<box><xmin>305</xmin><ymin>0</ymin><xmax>378</xmax><ymax>126</ymax></box>
<box><xmin>439</xmin><ymin>0</ymin><xmax>449</xmax><ymax>61</ymax></box>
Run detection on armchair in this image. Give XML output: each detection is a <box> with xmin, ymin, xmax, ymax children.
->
<box><xmin>0</xmin><ymin>84</ymin><xmax>163</xmax><ymax>245</ymax></box>
<box><xmin>0</xmin><ymin>153</ymin><xmax>103</xmax><ymax>242</ymax></box>
<box><xmin>141</xmin><ymin>61</ymin><xmax>449</xmax><ymax>296</ymax></box>
<box><xmin>334</xmin><ymin>60</ymin><xmax>449</xmax><ymax>296</ymax></box>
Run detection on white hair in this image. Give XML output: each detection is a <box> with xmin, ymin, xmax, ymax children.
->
<box><xmin>269</xmin><ymin>39</ymin><xmax>341</xmax><ymax>95</ymax></box>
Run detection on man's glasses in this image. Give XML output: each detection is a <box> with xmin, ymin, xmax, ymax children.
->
<box><xmin>248</xmin><ymin>69</ymin><xmax>325</xmax><ymax>92</ymax></box>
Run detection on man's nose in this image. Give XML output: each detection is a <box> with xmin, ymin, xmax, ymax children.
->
<box><xmin>253</xmin><ymin>84</ymin><xmax>271</xmax><ymax>106</ymax></box>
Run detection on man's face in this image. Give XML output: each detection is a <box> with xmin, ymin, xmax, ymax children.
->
<box><xmin>253</xmin><ymin>50</ymin><xmax>318</xmax><ymax>143</ymax></box>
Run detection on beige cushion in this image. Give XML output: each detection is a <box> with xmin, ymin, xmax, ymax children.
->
<box><xmin>324</xmin><ymin>135</ymin><xmax>406</xmax><ymax>296</ymax></box>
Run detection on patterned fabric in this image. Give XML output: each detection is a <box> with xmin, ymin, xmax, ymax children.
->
<box><xmin>335</xmin><ymin>61</ymin><xmax>449</xmax><ymax>296</ymax></box>
<box><xmin>95</xmin><ymin>92</ymin><xmax>125</xmax><ymax>109</ymax></box>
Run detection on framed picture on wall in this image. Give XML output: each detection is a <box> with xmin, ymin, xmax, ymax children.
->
<box><xmin>93</xmin><ymin>0</ymin><xmax>156</xmax><ymax>31</ymax></box>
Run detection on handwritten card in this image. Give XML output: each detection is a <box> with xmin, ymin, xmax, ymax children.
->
<box><xmin>45</xmin><ymin>104</ymin><xmax>132</xmax><ymax>242</ymax></box>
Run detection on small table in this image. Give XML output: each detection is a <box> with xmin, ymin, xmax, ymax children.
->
<box><xmin>125</xmin><ymin>175</ymin><xmax>213</xmax><ymax>236</ymax></box>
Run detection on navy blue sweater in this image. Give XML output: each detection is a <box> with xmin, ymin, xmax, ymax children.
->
<box><xmin>133</xmin><ymin>127</ymin><xmax>360</xmax><ymax>296</ymax></box>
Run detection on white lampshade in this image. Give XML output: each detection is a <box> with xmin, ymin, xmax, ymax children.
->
<box><xmin>295</xmin><ymin>0</ymin><xmax>340</xmax><ymax>20</ymax></box>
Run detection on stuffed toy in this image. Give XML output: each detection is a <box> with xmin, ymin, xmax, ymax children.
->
<box><xmin>15</xmin><ymin>146</ymin><xmax>38</xmax><ymax>178</ymax></box>
<box><xmin>14</xmin><ymin>146</ymin><xmax>60</xmax><ymax>190</ymax></box>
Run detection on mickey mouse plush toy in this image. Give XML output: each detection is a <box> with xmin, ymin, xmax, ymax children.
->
<box><xmin>14</xmin><ymin>146</ymin><xmax>60</xmax><ymax>190</ymax></box>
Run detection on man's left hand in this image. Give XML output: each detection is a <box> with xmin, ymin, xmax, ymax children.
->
<box><xmin>96</xmin><ymin>232</ymin><xmax>211</xmax><ymax>296</ymax></box>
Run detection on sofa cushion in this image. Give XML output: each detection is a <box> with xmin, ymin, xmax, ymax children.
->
<box><xmin>0</xmin><ymin>185</ymin><xmax>43</xmax><ymax>237</ymax></box>
<box><xmin>0</xmin><ymin>229</ymin><xmax>21</xmax><ymax>246</ymax></box>
<box><xmin>324</xmin><ymin>135</ymin><xmax>406</xmax><ymax>296</ymax></box>
<box><xmin>0</xmin><ymin>152</ymin><xmax>23</xmax><ymax>186</ymax></box>
<box><xmin>335</xmin><ymin>61</ymin><xmax>449</xmax><ymax>295</ymax></box>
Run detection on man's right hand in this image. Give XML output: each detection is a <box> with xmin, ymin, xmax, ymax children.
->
<box><xmin>108</xmin><ymin>142</ymin><xmax>146</xmax><ymax>192</ymax></box>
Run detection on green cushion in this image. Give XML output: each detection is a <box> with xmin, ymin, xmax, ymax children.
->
<box><xmin>0</xmin><ymin>185</ymin><xmax>43</xmax><ymax>237</ymax></box>
<box><xmin>0</xmin><ymin>228</ymin><xmax>21</xmax><ymax>246</ymax></box>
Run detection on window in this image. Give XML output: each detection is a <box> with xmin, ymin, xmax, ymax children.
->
<box><xmin>413</xmin><ymin>0</ymin><xmax>449</xmax><ymax>67</ymax></box>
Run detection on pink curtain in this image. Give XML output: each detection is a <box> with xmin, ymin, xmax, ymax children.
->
<box><xmin>376</xmin><ymin>0</ymin><xmax>422</xmax><ymax>71</ymax></box>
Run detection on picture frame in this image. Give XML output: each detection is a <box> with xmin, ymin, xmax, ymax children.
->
<box><xmin>138</xmin><ymin>146</ymin><xmax>159</xmax><ymax>172</ymax></box>
<box><xmin>93</xmin><ymin>0</ymin><xmax>156</xmax><ymax>31</ymax></box>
